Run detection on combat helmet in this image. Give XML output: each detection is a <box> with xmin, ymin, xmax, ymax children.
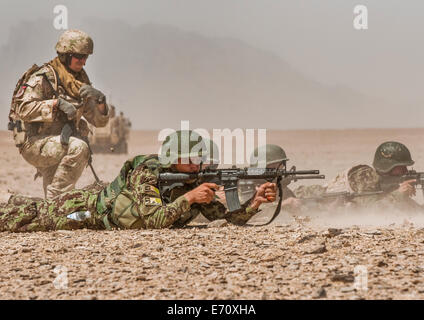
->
<box><xmin>55</xmin><ymin>29</ymin><xmax>94</xmax><ymax>55</ymax></box>
<box><xmin>249</xmin><ymin>144</ymin><xmax>288</xmax><ymax>168</ymax></box>
<box><xmin>160</xmin><ymin>130</ymin><xmax>207</xmax><ymax>165</ymax></box>
<box><xmin>372</xmin><ymin>141</ymin><xmax>414</xmax><ymax>174</ymax></box>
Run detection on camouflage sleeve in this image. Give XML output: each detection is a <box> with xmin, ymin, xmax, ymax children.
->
<box><xmin>291</xmin><ymin>184</ymin><xmax>328</xmax><ymax>212</ymax></box>
<box><xmin>14</xmin><ymin>71</ymin><xmax>56</xmax><ymax>123</ymax></box>
<box><xmin>293</xmin><ymin>184</ymin><xmax>327</xmax><ymax>198</ymax></box>
<box><xmin>200</xmin><ymin>201</ymin><xmax>259</xmax><ymax>226</ymax></box>
<box><xmin>127</xmin><ymin>165</ymin><xmax>191</xmax><ymax>229</ymax></box>
<box><xmin>82</xmin><ymin>102</ymin><xmax>109</xmax><ymax>128</ymax></box>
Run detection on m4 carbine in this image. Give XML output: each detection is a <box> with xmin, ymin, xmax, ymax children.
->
<box><xmin>158</xmin><ymin>166</ymin><xmax>325</xmax><ymax>226</ymax></box>
<box><xmin>379</xmin><ymin>170</ymin><xmax>424</xmax><ymax>196</ymax></box>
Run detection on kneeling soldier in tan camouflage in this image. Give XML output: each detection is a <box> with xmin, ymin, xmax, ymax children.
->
<box><xmin>8</xmin><ymin>29</ymin><xmax>109</xmax><ymax>199</ymax></box>
<box><xmin>0</xmin><ymin>130</ymin><xmax>276</xmax><ymax>232</ymax></box>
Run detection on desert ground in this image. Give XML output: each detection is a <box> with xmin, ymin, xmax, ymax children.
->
<box><xmin>1</xmin><ymin>129</ymin><xmax>424</xmax><ymax>300</ymax></box>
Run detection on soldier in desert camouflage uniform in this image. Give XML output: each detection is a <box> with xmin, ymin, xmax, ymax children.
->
<box><xmin>8</xmin><ymin>29</ymin><xmax>109</xmax><ymax>199</ymax></box>
<box><xmin>293</xmin><ymin>141</ymin><xmax>423</xmax><ymax>213</ymax></box>
<box><xmin>0</xmin><ymin>130</ymin><xmax>277</xmax><ymax>232</ymax></box>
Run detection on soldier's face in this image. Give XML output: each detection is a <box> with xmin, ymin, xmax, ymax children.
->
<box><xmin>388</xmin><ymin>165</ymin><xmax>408</xmax><ymax>176</ymax></box>
<box><xmin>69</xmin><ymin>55</ymin><xmax>88</xmax><ymax>72</ymax></box>
<box><xmin>174</xmin><ymin>158</ymin><xmax>201</xmax><ymax>173</ymax></box>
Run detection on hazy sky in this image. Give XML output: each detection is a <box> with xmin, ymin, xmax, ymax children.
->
<box><xmin>1</xmin><ymin>0</ymin><xmax>423</xmax><ymax>122</ymax></box>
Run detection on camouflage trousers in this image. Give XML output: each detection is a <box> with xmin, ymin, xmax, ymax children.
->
<box><xmin>0</xmin><ymin>188</ymin><xmax>105</xmax><ymax>232</ymax></box>
<box><xmin>20</xmin><ymin>135</ymin><xmax>90</xmax><ymax>199</ymax></box>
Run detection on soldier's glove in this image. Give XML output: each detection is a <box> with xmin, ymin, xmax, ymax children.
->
<box><xmin>79</xmin><ymin>85</ymin><xmax>106</xmax><ymax>104</ymax></box>
<box><xmin>57</xmin><ymin>98</ymin><xmax>77</xmax><ymax>120</ymax></box>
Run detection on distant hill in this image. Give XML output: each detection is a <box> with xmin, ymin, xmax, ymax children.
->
<box><xmin>0</xmin><ymin>19</ymin><xmax>406</xmax><ymax>130</ymax></box>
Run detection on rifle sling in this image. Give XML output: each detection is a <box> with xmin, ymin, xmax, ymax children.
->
<box><xmin>246</xmin><ymin>177</ymin><xmax>283</xmax><ymax>227</ymax></box>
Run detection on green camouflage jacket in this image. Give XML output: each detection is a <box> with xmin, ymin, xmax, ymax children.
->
<box><xmin>98</xmin><ymin>155</ymin><xmax>259</xmax><ymax>229</ymax></box>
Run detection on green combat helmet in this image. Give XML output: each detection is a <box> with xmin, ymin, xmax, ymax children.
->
<box><xmin>249</xmin><ymin>144</ymin><xmax>288</xmax><ymax>168</ymax></box>
<box><xmin>55</xmin><ymin>29</ymin><xmax>94</xmax><ymax>55</ymax></box>
<box><xmin>160</xmin><ymin>130</ymin><xmax>207</xmax><ymax>165</ymax></box>
<box><xmin>239</xmin><ymin>144</ymin><xmax>288</xmax><ymax>204</ymax></box>
<box><xmin>372</xmin><ymin>141</ymin><xmax>414</xmax><ymax>174</ymax></box>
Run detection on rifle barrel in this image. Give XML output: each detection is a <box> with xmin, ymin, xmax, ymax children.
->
<box><xmin>292</xmin><ymin>175</ymin><xmax>325</xmax><ymax>180</ymax></box>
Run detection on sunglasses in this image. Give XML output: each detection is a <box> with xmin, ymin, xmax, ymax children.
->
<box><xmin>72</xmin><ymin>53</ymin><xmax>89</xmax><ymax>60</ymax></box>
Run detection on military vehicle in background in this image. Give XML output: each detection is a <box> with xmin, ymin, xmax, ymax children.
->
<box><xmin>88</xmin><ymin>105</ymin><xmax>131</xmax><ymax>154</ymax></box>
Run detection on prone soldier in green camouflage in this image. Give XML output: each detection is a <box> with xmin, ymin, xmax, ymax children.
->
<box><xmin>293</xmin><ymin>141</ymin><xmax>423</xmax><ymax>213</ymax></box>
<box><xmin>8</xmin><ymin>29</ymin><xmax>109</xmax><ymax>199</ymax></box>
<box><xmin>0</xmin><ymin>130</ymin><xmax>277</xmax><ymax>232</ymax></box>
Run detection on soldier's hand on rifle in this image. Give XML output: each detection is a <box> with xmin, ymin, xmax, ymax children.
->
<box><xmin>250</xmin><ymin>182</ymin><xmax>277</xmax><ymax>210</ymax></box>
<box><xmin>57</xmin><ymin>98</ymin><xmax>77</xmax><ymax>120</ymax></box>
<box><xmin>184</xmin><ymin>183</ymin><xmax>219</xmax><ymax>205</ymax></box>
<box><xmin>398</xmin><ymin>179</ymin><xmax>416</xmax><ymax>197</ymax></box>
<box><xmin>214</xmin><ymin>186</ymin><xmax>227</xmax><ymax>205</ymax></box>
<box><xmin>79</xmin><ymin>84</ymin><xmax>106</xmax><ymax>104</ymax></box>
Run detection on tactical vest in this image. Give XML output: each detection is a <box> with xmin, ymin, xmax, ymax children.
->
<box><xmin>96</xmin><ymin>154</ymin><xmax>163</xmax><ymax>229</ymax></box>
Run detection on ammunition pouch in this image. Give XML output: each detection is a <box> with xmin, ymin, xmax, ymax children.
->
<box><xmin>8</xmin><ymin>120</ymin><xmax>27</xmax><ymax>148</ymax></box>
<box><xmin>110</xmin><ymin>190</ymin><xmax>144</xmax><ymax>229</ymax></box>
<box><xmin>8</xmin><ymin>120</ymin><xmax>22</xmax><ymax>132</ymax></box>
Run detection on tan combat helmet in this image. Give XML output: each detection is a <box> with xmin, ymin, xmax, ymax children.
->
<box><xmin>55</xmin><ymin>29</ymin><xmax>94</xmax><ymax>55</ymax></box>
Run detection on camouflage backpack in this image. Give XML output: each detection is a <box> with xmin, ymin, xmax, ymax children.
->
<box><xmin>8</xmin><ymin>64</ymin><xmax>42</xmax><ymax>146</ymax></box>
<box><xmin>96</xmin><ymin>154</ymin><xmax>162</xmax><ymax>229</ymax></box>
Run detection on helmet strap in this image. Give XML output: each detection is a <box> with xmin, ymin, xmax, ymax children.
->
<box><xmin>57</xmin><ymin>53</ymin><xmax>73</xmax><ymax>71</ymax></box>
<box><xmin>66</xmin><ymin>54</ymin><xmax>72</xmax><ymax>68</ymax></box>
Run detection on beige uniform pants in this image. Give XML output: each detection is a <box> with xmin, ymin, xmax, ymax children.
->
<box><xmin>21</xmin><ymin>135</ymin><xmax>90</xmax><ymax>199</ymax></box>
